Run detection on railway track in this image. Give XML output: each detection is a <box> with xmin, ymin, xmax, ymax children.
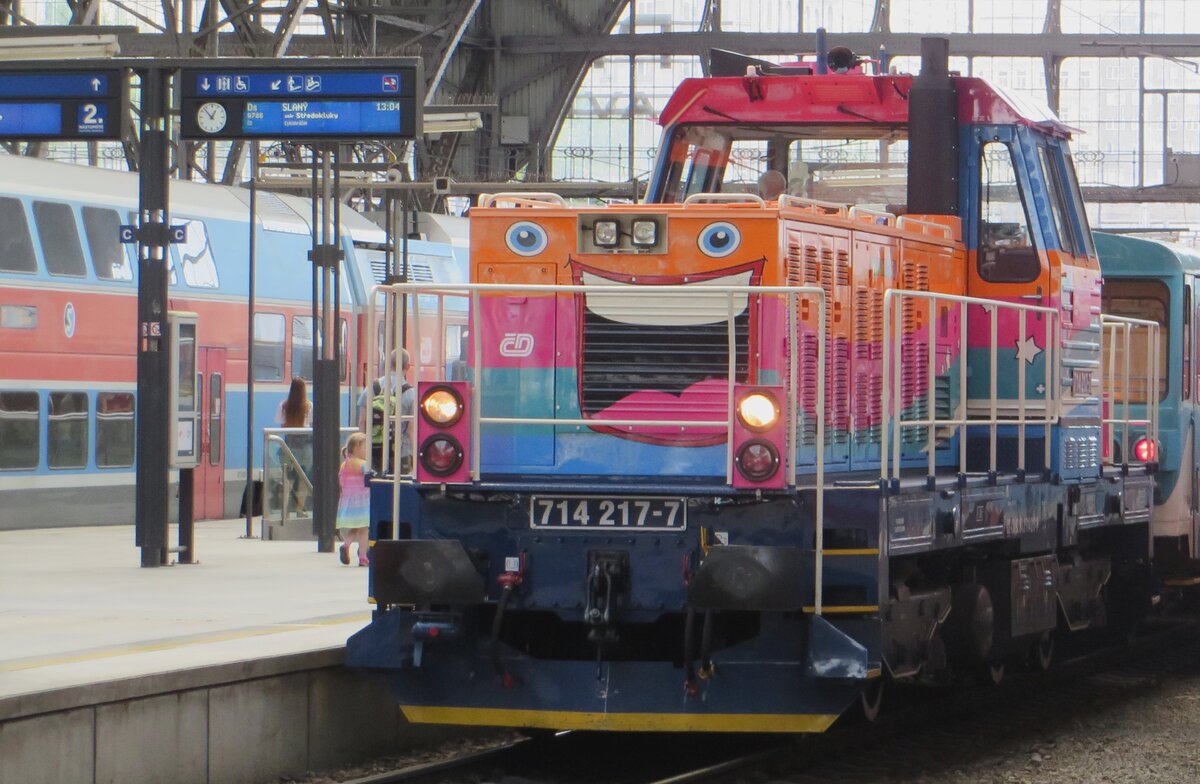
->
<box><xmin>334</xmin><ymin>619</ymin><xmax>1200</xmax><ymax>784</ymax></box>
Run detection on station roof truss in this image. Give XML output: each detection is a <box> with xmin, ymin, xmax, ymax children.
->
<box><xmin>2</xmin><ymin>0</ymin><xmax>1200</xmax><ymax>207</ymax></box>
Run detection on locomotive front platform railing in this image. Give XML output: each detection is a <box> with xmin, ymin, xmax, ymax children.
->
<box><xmin>1100</xmin><ymin>314</ymin><xmax>1161</xmax><ymax>467</ymax></box>
<box><xmin>881</xmin><ymin>289</ymin><xmax>1059</xmax><ymax>485</ymax></box>
<box><xmin>368</xmin><ymin>280</ymin><xmax>838</xmax><ymax>613</ymax></box>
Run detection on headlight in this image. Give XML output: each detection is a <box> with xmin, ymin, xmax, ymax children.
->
<box><xmin>593</xmin><ymin>220</ymin><xmax>619</xmax><ymax>247</ymax></box>
<box><xmin>737</xmin><ymin>392</ymin><xmax>779</xmax><ymax>432</ymax></box>
<box><xmin>420</xmin><ymin>386</ymin><xmax>464</xmax><ymax>426</ymax></box>
<box><xmin>631</xmin><ymin>219</ymin><xmax>658</xmax><ymax>246</ymax></box>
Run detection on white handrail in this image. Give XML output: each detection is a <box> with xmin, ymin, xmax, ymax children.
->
<box><xmin>777</xmin><ymin>194</ymin><xmax>848</xmax><ymax>216</ymax></box>
<box><xmin>1100</xmin><ymin>314</ymin><xmax>1161</xmax><ymax>466</ymax></box>
<box><xmin>477</xmin><ymin>192</ymin><xmax>568</xmax><ymax>208</ymax></box>
<box><xmin>847</xmin><ymin>205</ymin><xmax>896</xmax><ymax>226</ymax></box>
<box><xmin>683</xmin><ymin>192</ymin><xmax>766</xmax><ymax>207</ymax></box>
<box><xmin>880</xmin><ymin>289</ymin><xmax>1059</xmax><ymax>484</ymax></box>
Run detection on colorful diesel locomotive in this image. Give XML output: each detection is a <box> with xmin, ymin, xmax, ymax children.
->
<box><xmin>347</xmin><ymin>40</ymin><xmax>1160</xmax><ymax>731</ymax></box>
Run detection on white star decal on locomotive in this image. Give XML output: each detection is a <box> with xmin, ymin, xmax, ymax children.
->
<box><xmin>1015</xmin><ymin>335</ymin><xmax>1043</xmax><ymax>365</ymax></box>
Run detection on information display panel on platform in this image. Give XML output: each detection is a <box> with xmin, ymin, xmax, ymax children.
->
<box><xmin>179</xmin><ymin>66</ymin><xmax>418</xmax><ymax>140</ymax></box>
<box><xmin>0</xmin><ymin>70</ymin><xmax>124</xmax><ymax>140</ymax></box>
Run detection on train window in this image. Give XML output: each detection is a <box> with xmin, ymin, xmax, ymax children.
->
<box><xmin>173</xmin><ymin>219</ymin><xmax>219</xmax><ymax>289</ymax></box>
<box><xmin>1061</xmin><ymin>153</ymin><xmax>1098</xmax><ymax>258</ymax></box>
<box><xmin>339</xmin><ymin>318</ymin><xmax>348</xmax><ymax>382</ymax></box>
<box><xmin>290</xmin><ymin>317</ymin><xmax>346</xmax><ymax>380</ymax></box>
<box><xmin>292</xmin><ymin>316</ymin><xmax>316</xmax><ymax>381</ymax></box>
<box><xmin>978</xmin><ymin>142</ymin><xmax>1040</xmax><ymax>284</ymax></box>
<box><xmin>0</xmin><ymin>391</ymin><xmax>39</xmax><ymax>470</ymax></box>
<box><xmin>1036</xmin><ymin>146</ymin><xmax>1078</xmax><ymax>257</ymax></box>
<box><xmin>0</xmin><ymin>197</ymin><xmax>37</xmax><ymax>274</ymax></box>
<box><xmin>209</xmin><ymin>373</ymin><xmax>222</xmax><ymax>466</ymax></box>
<box><xmin>253</xmin><ymin>313</ymin><xmax>286</xmax><ymax>381</ymax></box>
<box><xmin>96</xmin><ymin>392</ymin><xmax>135</xmax><ymax>467</ymax></box>
<box><xmin>33</xmin><ymin>202</ymin><xmax>87</xmax><ymax>278</ymax></box>
<box><xmin>48</xmin><ymin>392</ymin><xmax>89</xmax><ymax>469</ymax></box>
<box><xmin>1102</xmin><ymin>279</ymin><xmax>1169</xmax><ymax>402</ymax></box>
<box><xmin>83</xmin><ymin>207</ymin><xmax>133</xmax><ymax>281</ymax></box>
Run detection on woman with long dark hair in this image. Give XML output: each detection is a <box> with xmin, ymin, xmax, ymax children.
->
<box><xmin>274</xmin><ymin>377</ymin><xmax>312</xmax><ymax>512</ymax></box>
<box><xmin>277</xmin><ymin>377</ymin><xmax>312</xmax><ymax>427</ymax></box>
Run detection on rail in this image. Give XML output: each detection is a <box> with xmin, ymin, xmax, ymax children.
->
<box><xmin>1101</xmin><ymin>314</ymin><xmax>1161</xmax><ymax>466</ymax></box>
<box><xmin>881</xmin><ymin>289</ymin><xmax>1058</xmax><ymax>484</ymax></box>
<box><xmin>367</xmin><ymin>281</ymin><xmax>835</xmax><ymax>614</ymax></box>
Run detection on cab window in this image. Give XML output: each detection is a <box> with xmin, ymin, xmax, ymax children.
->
<box><xmin>1036</xmin><ymin>146</ymin><xmax>1078</xmax><ymax>256</ymax></box>
<box><xmin>978</xmin><ymin>142</ymin><xmax>1040</xmax><ymax>283</ymax></box>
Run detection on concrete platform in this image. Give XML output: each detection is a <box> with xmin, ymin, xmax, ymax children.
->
<box><xmin>0</xmin><ymin>518</ymin><xmax>369</xmax><ymax>700</ymax></box>
<box><xmin>0</xmin><ymin>519</ymin><xmax>448</xmax><ymax>784</ymax></box>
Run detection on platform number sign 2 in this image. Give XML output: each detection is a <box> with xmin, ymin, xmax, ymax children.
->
<box><xmin>76</xmin><ymin>102</ymin><xmax>106</xmax><ymax>135</ymax></box>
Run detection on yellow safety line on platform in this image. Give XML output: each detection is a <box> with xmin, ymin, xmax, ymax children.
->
<box><xmin>401</xmin><ymin>706</ymin><xmax>840</xmax><ymax>733</ymax></box>
<box><xmin>0</xmin><ymin>612</ymin><xmax>370</xmax><ymax>673</ymax></box>
<box><xmin>1165</xmin><ymin>577</ymin><xmax>1200</xmax><ymax>587</ymax></box>
<box><xmin>822</xmin><ymin>549</ymin><xmax>880</xmax><ymax>556</ymax></box>
<box><xmin>801</xmin><ymin>605</ymin><xmax>879</xmax><ymax>614</ymax></box>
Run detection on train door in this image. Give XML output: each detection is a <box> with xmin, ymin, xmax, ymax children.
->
<box><xmin>197</xmin><ymin>347</ymin><xmax>226</xmax><ymax>519</ymax></box>
<box><xmin>966</xmin><ymin>129</ymin><xmax>1052</xmax><ymax>409</ymax></box>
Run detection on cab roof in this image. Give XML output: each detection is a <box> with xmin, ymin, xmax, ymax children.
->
<box><xmin>658</xmin><ymin>73</ymin><xmax>1074</xmax><ymax>139</ymax></box>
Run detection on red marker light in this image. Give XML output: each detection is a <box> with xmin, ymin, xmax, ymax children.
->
<box><xmin>1134</xmin><ymin>437</ymin><xmax>1157</xmax><ymax>463</ymax></box>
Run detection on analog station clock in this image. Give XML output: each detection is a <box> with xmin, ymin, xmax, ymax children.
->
<box><xmin>196</xmin><ymin>102</ymin><xmax>227</xmax><ymax>134</ymax></box>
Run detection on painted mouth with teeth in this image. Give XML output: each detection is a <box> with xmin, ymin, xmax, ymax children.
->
<box><xmin>572</xmin><ymin>259</ymin><xmax>764</xmax><ymax>446</ymax></box>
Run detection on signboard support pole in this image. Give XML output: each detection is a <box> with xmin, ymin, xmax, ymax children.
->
<box><xmin>178</xmin><ymin>468</ymin><xmax>195</xmax><ymax>563</ymax></box>
<box><xmin>243</xmin><ymin>140</ymin><xmax>259</xmax><ymax>540</ymax></box>
<box><xmin>135</xmin><ymin>67</ymin><xmax>174</xmax><ymax>568</ymax></box>
<box><xmin>310</xmin><ymin>144</ymin><xmax>342</xmax><ymax>554</ymax></box>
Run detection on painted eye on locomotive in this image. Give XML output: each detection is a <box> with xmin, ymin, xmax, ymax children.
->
<box><xmin>698</xmin><ymin>221</ymin><xmax>741</xmax><ymax>257</ymax></box>
<box><xmin>505</xmin><ymin>221</ymin><xmax>548</xmax><ymax>256</ymax></box>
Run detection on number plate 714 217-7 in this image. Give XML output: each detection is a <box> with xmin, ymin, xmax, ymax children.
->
<box><xmin>529</xmin><ymin>496</ymin><xmax>686</xmax><ymax>530</ymax></box>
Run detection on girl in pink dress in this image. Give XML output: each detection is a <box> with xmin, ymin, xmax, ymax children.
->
<box><xmin>337</xmin><ymin>432</ymin><xmax>371</xmax><ymax>566</ymax></box>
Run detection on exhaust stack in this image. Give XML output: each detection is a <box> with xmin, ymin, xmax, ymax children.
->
<box><xmin>905</xmin><ymin>37</ymin><xmax>959</xmax><ymax>216</ymax></box>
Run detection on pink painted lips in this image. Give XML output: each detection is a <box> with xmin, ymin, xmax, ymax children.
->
<box><xmin>572</xmin><ymin>260</ymin><xmax>763</xmax><ymax>446</ymax></box>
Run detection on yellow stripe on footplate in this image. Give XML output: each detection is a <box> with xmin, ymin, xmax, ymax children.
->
<box><xmin>401</xmin><ymin>706</ymin><xmax>839</xmax><ymax>733</ymax></box>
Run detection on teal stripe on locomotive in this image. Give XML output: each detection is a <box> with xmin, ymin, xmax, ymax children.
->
<box><xmin>474</xmin><ymin>363</ymin><xmax>963</xmax><ymax>477</ymax></box>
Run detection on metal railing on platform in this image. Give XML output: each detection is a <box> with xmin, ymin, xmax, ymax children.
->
<box><xmin>261</xmin><ymin>427</ymin><xmax>356</xmax><ymax>537</ymax></box>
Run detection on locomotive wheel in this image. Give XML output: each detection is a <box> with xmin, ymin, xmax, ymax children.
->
<box><xmin>859</xmin><ymin>677</ymin><xmax>885</xmax><ymax>723</ymax></box>
<box><xmin>950</xmin><ymin>584</ymin><xmax>996</xmax><ymax>664</ymax></box>
<box><xmin>1033</xmin><ymin>631</ymin><xmax>1055</xmax><ymax>672</ymax></box>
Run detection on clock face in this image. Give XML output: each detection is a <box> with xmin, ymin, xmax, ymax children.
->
<box><xmin>197</xmin><ymin>102</ymin><xmax>227</xmax><ymax>134</ymax></box>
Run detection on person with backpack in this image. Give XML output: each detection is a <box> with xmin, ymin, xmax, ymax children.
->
<box><xmin>358</xmin><ymin>349</ymin><xmax>416</xmax><ymax>473</ymax></box>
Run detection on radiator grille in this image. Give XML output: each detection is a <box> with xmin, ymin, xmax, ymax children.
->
<box><xmin>578</xmin><ymin>309</ymin><xmax>750</xmax><ymax>416</ymax></box>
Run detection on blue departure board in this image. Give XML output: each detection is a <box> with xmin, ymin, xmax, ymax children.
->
<box><xmin>179</xmin><ymin>65</ymin><xmax>419</xmax><ymax>141</ymax></box>
<box><xmin>242</xmin><ymin>100</ymin><xmax>404</xmax><ymax>135</ymax></box>
<box><xmin>0</xmin><ymin>73</ymin><xmax>115</xmax><ymax>98</ymax></box>
<box><xmin>0</xmin><ymin>70</ymin><xmax>123</xmax><ymax>140</ymax></box>
<box><xmin>0</xmin><ymin>103</ymin><xmax>62</xmax><ymax>135</ymax></box>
